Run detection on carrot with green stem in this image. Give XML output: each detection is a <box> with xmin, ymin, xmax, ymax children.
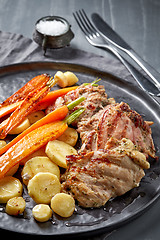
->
<box><xmin>0</xmin><ymin>75</ymin><xmax>56</xmax><ymax>139</ymax></box>
<box><xmin>0</xmin><ymin>108</ymin><xmax>85</xmax><ymax>179</ymax></box>
<box><xmin>0</xmin><ymin>86</ymin><xmax>78</xmax><ymax>119</ymax></box>
<box><xmin>0</xmin><ymin>96</ymin><xmax>85</xmax><ymax>155</ymax></box>
<box><xmin>32</xmin><ymin>86</ymin><xmax>78</xmax><ymax>111</ymax></box>
<box><xmin>0</xmin><ymin>77</ymin><xmax>99</xmax><ymax>119</ymax></box>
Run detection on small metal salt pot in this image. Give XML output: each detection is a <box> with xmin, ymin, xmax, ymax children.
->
<box><xmin>33</xmin><ymin>16</ymin><xmax>74</xmax><ymax>55</ymax></box>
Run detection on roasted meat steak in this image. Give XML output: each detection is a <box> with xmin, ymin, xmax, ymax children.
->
<box><xmin>61</xmin><ymin>148</ymin><xmax>145</xmax><ymax>208</ymax></box>
<box><xmin>79</xmin><ymin>102</ymin><xmax>155</xmax><ymax>159</ymax></box>
<box><xmin>47</xmin><ymin>83</ymin><xmax>156</xmax><ymax>208</ymax></box>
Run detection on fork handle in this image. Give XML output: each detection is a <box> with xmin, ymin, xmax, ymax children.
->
<box><xmin>102</xmin><ymin>45</ymin><xmax>160</xmax><ymax>96</ymax></box>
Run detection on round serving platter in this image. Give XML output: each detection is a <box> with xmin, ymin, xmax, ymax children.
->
<box><xmin>0</xmin><ymin>61</ymin><xmax>159</xmax><ymax>237</ymax></box>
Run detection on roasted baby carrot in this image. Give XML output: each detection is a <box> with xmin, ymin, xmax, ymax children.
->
<box><xmin>0</xmin><ymin>96</ymin><xmax>85</xmax><ymax>155</ymax></box>
<box><xmin>0</xmin><ymin>76</ymin><xmax>54</xmax><ymax>139</ymax></box>
<box><xmin>0</xmin><ymin>106</ymin><xmax>68</xmax><ymax>155</ymax></box>
<box><xmin>0</xmin><ymin>121</ymin><xmax>68</xmax><ymax>178</ymax></box>
<box><xmin>0</xmin><ymin>86</ymin><xmax>78</xmax><ymax>119</ymax></box>
<box><xmin>0</xmin><ymin>101</ymin><xmax>22</xmax><ymax>119</ymax></box>
<box><xmin>0</xmin><ymin>108</ymin><xmax>85</xmax><ymax>179</ymax></box>
<box><xmin>35</xmin><ymin>86</ymin><xmax>78</xmax><ymax>110</ymax></box>
<box><xmin>0</xmin><ymin>74</ymin><xmax>50</xmax><ymax>108</ymax></box>
<box><xmin>39</xmin><ymin>86</ymin><xmax>78</xmax><ymax>104</ymax></box>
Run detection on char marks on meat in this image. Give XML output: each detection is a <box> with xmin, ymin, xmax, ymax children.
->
<box><xmin>61</xmin><ymin>149</ymin><xmax>145</xmax><ymax>208</ymax></box>
<box><xmin>47</xmin><ymin>83</ymin><xmax>156</xmax><ymax>208</ymax></box>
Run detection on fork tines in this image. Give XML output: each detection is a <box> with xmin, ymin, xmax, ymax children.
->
<box><xmin>73</xmin><ymin>9</ymin><xmax>98</xmax><ymax>38</ymax></box>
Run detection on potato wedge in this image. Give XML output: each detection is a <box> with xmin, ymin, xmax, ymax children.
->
<box><xmin>9</xmin><ymin>118</ymin><xmax>30</xmax><ymax>134</ymax></box>
<box><xmin>57</xmin><ymin>127</ymin><xmax>78</xmax><ymax>146</ymax></box>
<box><xmin>45</xmin><ymin>140</ymin><xmax>77</xmax><ymax>168</ymax></box>
<box><xmin>0</xmin><ymin>176</ymin><xmax>23</xmax><ymax>203</ymax></box>
<box><xmin>28</xmin><ymin>111</ymin><xmax>45</xmax><ymax>125</ymax></box>
<box><xmin>28</xmin><ymin>172</ymin><xmax>61</xmax><ymax>204</ymax></box>
<box><xmin>51</xmin><ymin>193</ymin><xmax>75</xmax><ymax>218</ymax></box>
<box><xmin>21</xmin><ymin>156</ymin><xmax>60</xmax><ymax>185</ymax></box>
<box><xmin>32</xmin><ymin>204</ymin><xmax>52</xmax><ymax>222</ymax></box>
<box><xmin>6</xmin><ymin>197</ymin><xmax>26</xmax><ymax>216</ymax></box>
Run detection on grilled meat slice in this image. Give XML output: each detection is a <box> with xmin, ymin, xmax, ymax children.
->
<box><xmin>61</xmin><ymin>145</ymin><xmax>145</xmax><ymax>208</ymax></box>
<box><xmin>96</xmin><ymin>102</ymin><xmax>156</xmax><ymax>158</ymax></box>
<box><xmin>80</xmin><ymin>102</ymin><xmax>156</xmax><ymax>159</ymax></box>
<box><xmin>46</xmin><ymin>83</ymin><xmax>111</xmax><ymax>125</ymax></box>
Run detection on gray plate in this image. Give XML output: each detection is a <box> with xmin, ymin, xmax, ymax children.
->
<box><xmin>0</xmin><ymin>62</ymin><xmax>160</xmax><ymax>237</ymax></box>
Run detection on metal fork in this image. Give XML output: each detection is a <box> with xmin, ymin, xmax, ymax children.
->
<box><xmin>73</xmin><ymin>9</ymin><xmax>160</xmax><ymax>97</ymax></box>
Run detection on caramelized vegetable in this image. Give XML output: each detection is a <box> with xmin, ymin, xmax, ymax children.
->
<box><xmin>0</xmin><ymin>108</ymin><xmax>85</xmax><ymax>179</ymax></box>
<box><xmin>0</xmin><ymin>96</ymin><xmax>84</xmax><ymax>155</ymax></box>
<box><xmin>0</xmin><ymin>106</ymin><xmax>68</xmax><ymax>155</ymax></box>
<box><xmin>0</xmin><ymin>121</ymin><xmax>67</xmax><ymax>179</ymax></box>
<box><xmin>0</xmin><ymin>74</ymin><xmax>50</xmax><ymax>108</ymax></box>
<box><xmin>0</xmin><ymin>101</ymin><xmax>21</xmax><ymax>119</ymax></box>
<box><xmin>0</xmin><ymin>75</ymin><xmax>53</xmax><ymax>139</ymax></box>
<box><xmin>0</xmin><ymin>86</ymin><xmax>78</xmax><ymax>119</ymax></box>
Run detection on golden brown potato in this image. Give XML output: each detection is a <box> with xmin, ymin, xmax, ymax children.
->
<box><xmin>32</xmin><ymin>204</ymin><xmax>52</xmax><ymax>222</ymax></box>
<box><xmin>6</xmin><ymin>197</ymin><xmax>26</xmax><ymax>216</ymax></box>
<box><xmin>51</xmin><ymin>193</ymin><xmax>75</xmax><ymax>218</ymax></box>
<box><xmin>21</xmin><ymin>156</ymin><xmax>60</xmax><ymax>185</ymax></box>
<box><xmin>45</xmin><ymin>140</ymin><xmax>77</xmax><ymax>168</ymax></box>
<box><xmin>9</xmin><ymin>118</ymin><xmax>30</xmax><ymax>134</ymax></box>
<box><xmin>57</xmin><ymin>127</ymin><xmax>78</xmax><ymax>146</ymax></box>
<box><xmin>0</xmin><ymin>176</ymin><xmax>23</xmax><ymax>203</ymax></box>
<box><xmin>28</xmin><ymin>172</ymin><xmax>61</xmax><ymax>204</ymax></box>
<box><xmin>28</xmin><ymin>111</ymin><xmax>45</xmax><ymax>125</ymax></box>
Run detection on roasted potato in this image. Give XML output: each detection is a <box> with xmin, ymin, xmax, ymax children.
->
<box><xmin>51</xmin><ymin>193</ymin><xmax>75</xmax><ymax>218</ymax></box>
<box><xmin>21</xmin><ymin>156</ymin><xmax>60</xmax><ymax>185</ymax></box>
<box><xmin>45</xmin><ymin>140</ymin><xmax>77</xmax><ymax>168</ymax></box>
<box><xmin>28</xmin><ymin>111</ymin><xmax>45</xmax><ymax>125</ymax></box>
<box><xmin>6</xmin><ymin>197</ymin><xmax>26</xmax><ymax>216</ymax></box>
<box><xmin>9</xmin><ymin>118</ymin><xmax>30</xmax><ymax>134</ymax></box>
<box><xmin>0</xmin><ymin>176</ymin><xmax>23</xmax><ymax>203</ymax></box>
<box><xmin>32</xmin><ymin>204</ymin><xmax>52</xmax><ymax>222</ymax></box>
<box><xmin>57</xmin><ymin>127</ymin><xmax>78</xmax><ymax>146</ymax></box>
<box><xmin>28</xmin><ymin>172</ymin><xmax>61</xmax><ymax>204</ymax></box>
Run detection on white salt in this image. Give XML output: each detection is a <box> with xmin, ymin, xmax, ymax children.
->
<box><xmin>36</xmin><ymin>19</ymin><xmax>68</xmax><ymax>36</ymax></box>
